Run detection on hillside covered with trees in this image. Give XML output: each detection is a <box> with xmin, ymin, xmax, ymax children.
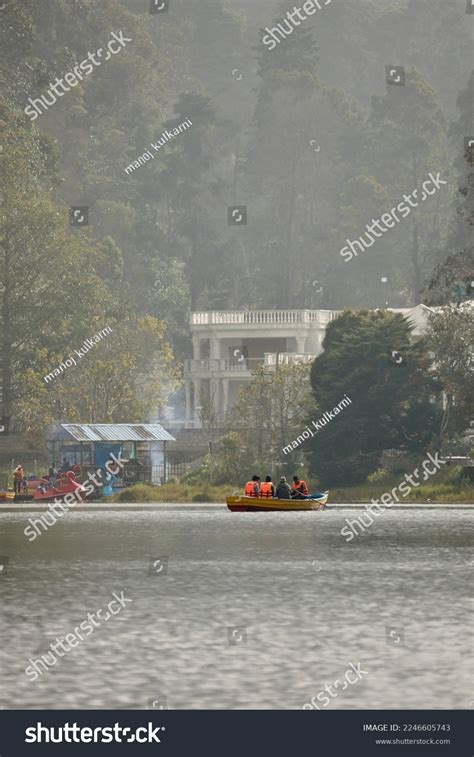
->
<box><xmin>0</xmin><ymin>0</ymin><xmax>472</xmax><ymax>455</ymax></box>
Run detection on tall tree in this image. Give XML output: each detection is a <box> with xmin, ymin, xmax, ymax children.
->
<box><xmin>425</xmin><ymin>71</ymin><xmax>474</xmax><ymax>306</ymax></box>
<box><xmin>307</xmin><ymin>311</ymin><xmax>442</xmax><ymax>484</ymax></box>
<box><xmin>215</xmin><ymin>363</ymin><xmax>312</xmax><ymax>480</ymax></box>
<box><xmin>18</xmin><ymin>316</ymin><xmax>180</xmax><ymax>434</ymax></box>
<box><xmin>0</xmin><ymin>101</ymin><xmax>110</xmax><ymax>432</ymax></box>
<box><xmin>0</xmin><ymin>100</ymin><xmax>179</xmax><ymax>434</ymax></box>
<box><xmin>366</xmin><ymin>69</ymin><xmax>451</xmax><ymax>300</ymax></box>
<box><xmin>427</xmin><ymin>304</ymin><xmax>474</xmax><ymax>446</ymax></box>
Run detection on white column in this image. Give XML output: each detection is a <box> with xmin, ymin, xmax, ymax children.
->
<box><xmin>193</xmin><ymin>378</ymin><xmax>201</xmax><ymax>426</ymax></box>
<box><xmin>192</xmin><ymin>336</ymin><xmax>202</xmax><ymax>360</ymax></box>
<box><xmin>185</xmin><ymin>381</ymin><xmax>191</xmax><ymax>425</ymax></box>
<box><xmin>210</xmin><ymin>378</ymin><xmax>220</xmax><ymax>421</ymax></box>
<box><xmin>222</xmin><ymin>379</ymin><xmax>229</xmax><ymax>417</ymax></box>
<box><xmin>209</xmin><ymin>336</ymin><xmax>220</xmax><ymax>359</ymax></box>
<box><xmin>295</xmin><ymin>335</ymin><xmax>306</xmax><ymax>353</ymax></box>
<box><xmin>318</xmin><ymin>331</ymin><xmax>324</xmax><ymax>355</ymax></box>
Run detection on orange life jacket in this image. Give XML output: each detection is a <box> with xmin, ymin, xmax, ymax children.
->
<box><xmin>260</xmin><ymin>482</ymin><xmax>273</xmax><ymax>498</ymax></box>
<box><xmin>295</xmin><ymin>479</ymin><xmax>308</xmax><ymax>496</ymax></box>
<box><xmin>245</xmin><ymin>480</ymin><xmax>259</xmax><ymax>497</ymax></box>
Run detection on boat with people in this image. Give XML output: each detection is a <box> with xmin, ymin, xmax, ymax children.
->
<box><xmin>227</xmin><ymin>473</ymin><xmax>329</xmax><ymax>511</ymax></box>
<box><xmin>1</xmin><ymin>460</ymin><xmax>93</xmax><ymax>504</ymax></box>
<box><xmin>2</xmin><ymin>471</ymin><xmax>87</xmax><ymax>504</ymax></box>
<box><xmin>227</xmin><ymin>490</ymin><xmax>329</xmax><ymax>512</ymax></box>
<box><xmin>32</xmin><ymin>470</ymin><xmax>86</xmax><ymax>503</ymax></box>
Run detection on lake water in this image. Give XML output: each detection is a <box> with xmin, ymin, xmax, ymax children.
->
<box><xmin>0</xmin><ymin>506</ymin><xmax>472</xmax><ymax>710</ymax></box>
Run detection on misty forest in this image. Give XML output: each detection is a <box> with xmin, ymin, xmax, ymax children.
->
<box><xmin>1</xmin><ymin>0</ymin><xmax>473</xmax><ymax>486</ymax></box>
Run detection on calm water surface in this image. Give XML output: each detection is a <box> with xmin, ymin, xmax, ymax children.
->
<box><xmin>0</xmin><ymin>506</ymin><xmax>472</xmax><ymax>709</ymax></box>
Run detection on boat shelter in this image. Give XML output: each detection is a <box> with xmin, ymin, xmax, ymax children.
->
<box><xmin>48</xmin><ymin>423</ymin><xmax>176</xmax><ymax>486</ymax></box>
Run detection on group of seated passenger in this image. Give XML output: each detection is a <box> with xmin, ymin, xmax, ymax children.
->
<box><xmin>37</xmin><ymin>460</ymin><xmax>81</xmax><ymax>493</ymax></box>
<box><xmin>244</xmin><ymin>475</ymin><xmax>309</xmax><ymax>499</ymax></box>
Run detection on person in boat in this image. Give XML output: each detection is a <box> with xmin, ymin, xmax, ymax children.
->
<box><xmin>48</xmin><ymin>463</ymin><xmax>56</xmax><ymax>481</ymax></box>
<box><xmin>13</xmin><ymin>465</ymin><xmax>24</xmax><ymax>495</ymax></box>
<box><xmin>37</xmin><ymin>481</ymin><xmax>49</xmax><ymax>494</ymax></box>
<box><xmin>292</xmin><ymin>475</ymin><xmax>309</xmax><ymax>499</ymax></box>
<box><xmin>260</xmin><ymin>475</ymin><xmax>275</xmax><ymax>498</ymax></box>
<box><xmin>244</xmin><ymin>475</ymin><xmax>260</xmax><ymax>497</ymax></box>
<box><xmin>275</xmin><ymin>476</ymin><xmax>292</xmax><ymax>499</ymax></box>
<box><xmin>60</xmin><ymin>457</ymin><xmax>70</xmax><ymax>473</ymax></box>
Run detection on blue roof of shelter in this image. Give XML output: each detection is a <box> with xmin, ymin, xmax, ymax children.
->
<box><xmin>60</xmin><ymin>423</ymin><xmax>175</xmax><ymax>443</ymax></box>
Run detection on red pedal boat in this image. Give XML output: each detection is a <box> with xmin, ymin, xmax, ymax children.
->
<box><xmin>33</xmin><ymin>471</ymin><xmax>86</xmax><ymax>502</ymax></box>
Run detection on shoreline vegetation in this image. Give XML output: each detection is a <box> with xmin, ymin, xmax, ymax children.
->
<box><xmin>1</xmin><ymin>463</ymin><xmax>471</xmax><ymax>505</ymax></box>
<box><xmin>108</xmin><ymin>473</ymin><xmax>473</xmax><ymax>505</ymax></box>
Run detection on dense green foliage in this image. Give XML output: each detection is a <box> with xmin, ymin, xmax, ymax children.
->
<box><xmin>306</xmin><ymin>311</ymin><xmax>442</xmax><ymax>485</ymax></box>
<box><xmin>212</xmin><ymin>364</ymin><xmax>312</xmax><ymax>480</ymax></box>
<box><xmin>0</xmin><ymin>0</ymin><xmax>472</xmax><ymax>440</ymax></box>
<box><xmin>427</xmin><ymin>305</ymin><xmax>474</xmax><ymax>445</ymax></box>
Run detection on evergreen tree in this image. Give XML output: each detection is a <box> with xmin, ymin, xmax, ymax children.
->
<box><xmin>306</xmin><ymin>311</ymin><xmax>441</xmax><ymax>485</ymax></box>
<box><xmin>427</xmin><ymin>305</ymin><xmax>474</xmax><ymax>446</ymax></box>
<box><xmin>366</xmin><ymin>69</ymin><xmax>451</xmax><ymax>300</ymax></box>
<box><xmin>425</xmin><ymin>71</ymin><xmax>474</xmax><ymax>305</ymax></box>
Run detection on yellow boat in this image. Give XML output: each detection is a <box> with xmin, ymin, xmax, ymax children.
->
<box><xmin>0</xmin><ymin>490</ymin><xmax>15</xmax><ymax>502</ymax></box>
<box><xmin>226</xmin><ymin>491</ymin><xmax>329</xmax><ymax>512</ymax></box>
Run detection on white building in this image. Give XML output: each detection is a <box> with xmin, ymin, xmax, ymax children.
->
<box><xmin>179</xmin><ymin>305</ymin><xmax>434</xmax><ymax>429</ymax></box>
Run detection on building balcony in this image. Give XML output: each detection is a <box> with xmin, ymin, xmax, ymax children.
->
<box><xmin>263</xmin><ymin>352</ymin><xmax>317</xmax><ymax>367</ymax></box>
<box><xmin>191</xmin><ymin>309</ymin><xmax>340</xmax><ymax>327</ymax></box>
<box><xmin>183</xmin><ymin>353</ymin><xmax>317</xmax><ymax>376</ymax></box>
<box><xmin>184</xmin><ymin>358</ymin><xmax>263</xmax><ymax>376</ymax></box>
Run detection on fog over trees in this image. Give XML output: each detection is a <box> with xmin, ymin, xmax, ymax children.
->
<box><xmin>0</xmin><ymin>0</ymin><xmax>472</xmax><ymax>443</ymax></box>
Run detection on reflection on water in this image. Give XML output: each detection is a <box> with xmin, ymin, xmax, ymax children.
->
<box><xmin>0</xmin><ymin>507</ymin><xmax>472</xmax><ymax>709</ymax></box>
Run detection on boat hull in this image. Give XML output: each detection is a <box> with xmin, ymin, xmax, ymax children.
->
<box><xmin>226</xmin><ymin>492</ymin><xmax>329</xmax><ymax>512</ymax></box>
<box><xmin>33</xmin><ymin>473</ymin><xmax>86</xmax><ymax>503</ymax></box>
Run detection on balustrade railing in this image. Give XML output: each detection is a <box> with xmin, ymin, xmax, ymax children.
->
<box><xmin>184</xmin><ymin>358</ymin><xmax>263</xmax><ymax>373</ymax></box>
<box><xmin>191</xmin><ymin>310</ymin><xmax>337</xmax><ymax>326</ymax></box>
<box><xmin>263</xmin><ymin>353</ymin><xmax>317</xmax><ymax>366</ymax></box>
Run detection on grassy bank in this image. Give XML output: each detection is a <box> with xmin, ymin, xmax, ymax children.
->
<box><xmin>330</xmin><ymin>482</ymin><xmax>473</xmax><ymax>503</ymax></box>
<box><xmin>110</xmin><ymin>482</ymin><xmax>234</xmax><ymax>503</ymax></box>
<box><xmin>109</xmin><ymin>475</ymin><xmax>473</xmax><ymax>504</ymax></box>
<box><xmin>331</xmin><ymin>465</ymin><xmax>473</xmax><ymax>503</ymax></box>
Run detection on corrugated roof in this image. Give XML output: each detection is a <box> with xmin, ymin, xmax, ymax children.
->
<box><xmin>61</xmin><ymin>423</ymin><xmax>175</xmax><ymax>442</ymax></box>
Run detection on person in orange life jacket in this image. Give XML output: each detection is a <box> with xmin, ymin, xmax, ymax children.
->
<box><xmin>13</xmin><ymin>465</ymin><xmax>24</xmax><ymax>494</ymax></box>
<box><xmin>292</xmin><ymin>475</ymin><xmax>309</xmax><ymax>499</ymax></box>
<box><xmin>244</xmin><ymin>475</ymin><xmax>260</xmax><ymax>497</ymax></box>
<box><xmin>260</xmin><ymin>476</ymin><xmax>275</xmax><ymax>498</ymax></box>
